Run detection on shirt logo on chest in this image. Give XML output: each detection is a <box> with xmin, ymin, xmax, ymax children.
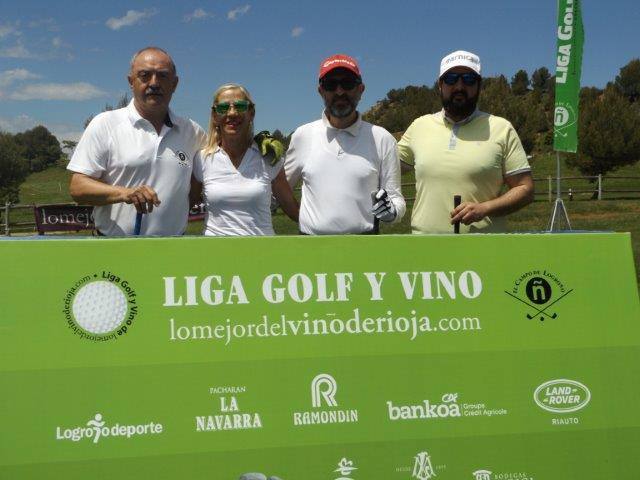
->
<box><xmin>175</xmin><ymin>150</ymin><xmax>190</xmax><ymax>167</ymax></box>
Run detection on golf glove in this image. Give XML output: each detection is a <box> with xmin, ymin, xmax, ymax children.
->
<box><xmin>372</xmin><ymin>188</ymin><xmax>397</xmax><ymax>222</ymax></box>
<box><xmin>254</xmin><ymin>131</ymin><xmax>285</xmax><ymax>166</ymax></box>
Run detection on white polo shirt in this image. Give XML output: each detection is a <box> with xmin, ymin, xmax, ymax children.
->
<box><xmin>68</xmin><ymin>101</ymin><xmax>205</xmax><ymax>236</ymax></box>
<box><xmin>285</xmin><ymin>112</ymin><xmax>405</xmax><ymax>234</ymax></box>
<box><xmin>193</xmin><ymin>143</ymin><xmax>283</xmax><ymax>236</ymax></box>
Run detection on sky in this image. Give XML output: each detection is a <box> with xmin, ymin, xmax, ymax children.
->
<box><xmin>0</xmin><ymin>0</ymin><xmax>639</xmax><ymax>143</ymax></box>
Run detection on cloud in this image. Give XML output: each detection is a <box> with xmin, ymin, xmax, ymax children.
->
<box><xmin>0</xmin><ymin>114</ymin><xmax>37</xmax><ymax>133</ymax></box>
<box><xmin>28</xmin><ymin>18</ymin><xmax>60</xmax><ymax>32</ymax></box>
<box><xmin>106</xmin><ymin>9</ymin><xmax>157</xmax><ymax>30</ymax></box>
<box><xmin>291</xmin><ymin>26</ymin><xmax>304</xmax><ymax>38</ymax></box>
<box><xmin>6</xmin><ymin>82</ymin><xmax>106</xmax><ymax>101</ymax></box>
<box><xmin>183</xmin><ymin>8</ymin><xmax>213</xmax><ymax>22</ymax></box>
<box><xmin>0</xmin><ymin>22</ymin><xmax>21</xmax><ymax>39</ymax></box>
<box><xmin>0</xmin><ymin>42</ymin><xmax>34</xmax><ymax>59</ymax></box>
<box><xmin>0</xmin><ymin>69</ymin><xmax>40</xmax><ymax>87</ymax></box>
<box><xmin>227</xmin><ymin>5</ymin><xmax>251</xmax><ymax>21</ymax></box>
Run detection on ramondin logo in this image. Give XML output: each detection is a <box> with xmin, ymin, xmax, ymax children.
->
<box><xmin>534</xmin><ymin>379</ymin><xmax>591</xmax><ymax>413</ymax></box>
<box><xmin>292</xmin><ymin>373</ymin><xmax>358</xmax><ymax>426</ymax></box>
<box><xmin>505</xmin><ymin>270</ymin><xmax>573</xmax><ymax>321</ymax></box>
<box><xmin>62</xmin><ymin>271</ymin><xmax>139</xmax><ymax>341</ymax></box>
<box><xmin>55</xmin><ymin>413</ymin><xmax>163</xmax><ymax>444</ymax></box>
<box><xmin>312</xmin><ymin>373</ymin><xmax>338</xmax><ymax>407</ymax></box>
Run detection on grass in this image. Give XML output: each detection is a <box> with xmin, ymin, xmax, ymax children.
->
<box><xmin>5</xmin><ymin>154</ymin><xmax>640</xmax><ymax>284</ymax></box>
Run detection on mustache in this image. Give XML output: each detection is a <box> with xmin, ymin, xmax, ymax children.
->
<box><xmin>145</xmin><ymin>86</ymin><xmax>163</xmax><ymax>95</ymax></box>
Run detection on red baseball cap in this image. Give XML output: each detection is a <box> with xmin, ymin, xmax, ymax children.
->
<box><xmin>318</xmin><ymin>54</ymin><xmax>361</xmax><ymax>80</ymax></box>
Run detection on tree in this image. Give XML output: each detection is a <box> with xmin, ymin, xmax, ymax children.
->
<box><xmin>568</xmin><ymin>87</ymin><xmax>640</xmax><ymax>176</ymax></box>
<box><xmin>0</xmin><ymin>133</ymin><xmax>29</xmax><ymax>202</ymax></box>
<box><xmin>61</xmin><ymin>140</ymin><xmax>78</xmax><ymax>152</ymax></box>
<box><xmin>614</xmin><ymin>58</ymin><xmax>640</xmax><ymax>102</ymax></box>
<box><xmin>511</xmin><ymin>70</ymin><xmax>530</xmax><ymax>96</ymax></box>
<box><xmin>13</xmin><ymin>125</ymin><xmax>62</xmax><ymax>172</ymax></box>
<box><xmin>531</xmin><ymin>67</ymin><xmax>551</xmax><ymax>92</ymax></box>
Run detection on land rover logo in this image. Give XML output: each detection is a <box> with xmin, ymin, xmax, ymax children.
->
<box><xmin>534</xmin><ymin>379</ymin><xmax>591</xmax><ymax>413</ymax></box>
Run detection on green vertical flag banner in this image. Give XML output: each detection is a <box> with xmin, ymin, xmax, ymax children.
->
<box><xmin>553</xmin><ymin>0</ymin><xmax>585</xmax><ymax>153</ymax></box>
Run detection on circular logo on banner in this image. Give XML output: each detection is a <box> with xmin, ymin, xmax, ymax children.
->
<box><xmin>62</xmin><ymin>271</ymin><xmax>139</xmax><ymax>341</ymax></box>
<box><xmin>525</xmin><ymin>277</ymin><xmax>552</xmax><ymax>305</ymax></box>
<box><xmin>73</xmin><ymin>281</ymin><xmax>128</xmax><ymax>334</ymax></box>
<box><xmin>534</xmin><ymin>379</ymin><xmax>591</xmax><ymax>413</ymax></box>
<box><xmin>505</xmin><ymin>270</ymin><xmax>573</xmax><ymax>322</ymax></box>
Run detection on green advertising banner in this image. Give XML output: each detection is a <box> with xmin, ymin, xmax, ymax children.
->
<box><xmin>553</xmin><ymin>0</ymin><xmax>584</xmax><ymax>153</ymax></box>
<box><xmin>1</xmin><ymin>233</ymin><xmax>639</xmax><ymax>480</ymax></box>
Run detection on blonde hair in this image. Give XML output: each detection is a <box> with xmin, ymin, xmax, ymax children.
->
<box><xmin>202</xmin><ymin>83</ymin><xmax>255</xmax><ymax>157</ymax></box>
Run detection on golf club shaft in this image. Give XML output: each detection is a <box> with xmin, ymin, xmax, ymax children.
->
<box><xmin>454</xmin><ymin>195</ymin><xmax>462</xmax><ymax>234</ymax></box>
<box><xmin>134</xmin><ymin>212</ymin><xmax>143</xmax><ymax>236</ymax></box>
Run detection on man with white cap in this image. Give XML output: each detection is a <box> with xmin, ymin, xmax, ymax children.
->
<box><xmin>398</xmin><ymin>50</ymin><xmax>534</xmax><ymax>233</ymax></box>
<box><xmin>284</xmin><ymin>54</ymin><xmax>405</xmax><ymax>234</ymax></box>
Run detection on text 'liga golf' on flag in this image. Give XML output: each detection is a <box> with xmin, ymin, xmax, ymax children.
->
<box><xmin>553</xmin><ymin>0</ymin><xmax>585</xmax><ymax>153</ymax></box>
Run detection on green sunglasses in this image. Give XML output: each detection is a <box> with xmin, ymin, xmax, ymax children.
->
<box><xmin>212</xmin><ymin>100</ymin><xmax>253</xmax><ymax>114</ymax></box>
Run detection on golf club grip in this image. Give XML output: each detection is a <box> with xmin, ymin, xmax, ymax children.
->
<box><xmin>453</xmin><ymin>195</ymin><xmax>462</xmax><ymax>234</ymax></box>
<box><xmin>134</xmin><ymin>212</ymin><xmax>143</xmax><ymax>236</ymax></box>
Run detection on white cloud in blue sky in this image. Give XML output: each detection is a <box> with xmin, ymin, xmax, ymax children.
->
<box><xmin>0</xmin><ymin>22</ymin><xmax>21</xmax><ymax>39</ymax></box>
<box><xmin>183</xmin><ymin>8</ymin><xmax>213</xmax><ymax>23</ymax></box>
<box><xmin>0</xmin><ymin>42</ymin><xmax>34</xmax><ymax>59</ymax></box>
<box><xmin>106</xmin><ymin>9</ymin><xmax>157</xmax><ymax>31</ymax></box>
<box><xmin>291</xmin><ymin>27</ymin><xmax>304</xmax><ymax>38</ymax></box>
<box><xmin>0</xmin><ymin>69</ymin><xmax>40</xmax><ymax>87</ymax></box>
<box><xmin>227</xmin><ymin>5</ymin><xmax>251</xmax><ymax>21</ymax></box>
<box><xmin>6</xmin><ymin>82</ymin><xmax>106</xmax><ymax>101</ymax></box>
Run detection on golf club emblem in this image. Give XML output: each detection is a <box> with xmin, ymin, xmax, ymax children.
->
<box><xmin>176</xmin><ymin>150</ymin><xmax>189</xmax><ymax>167</ymax></box>
<box><xmin>505</xmin><ymin>271</ymin><xmax>573</xmax><ymax>321</ymax></box>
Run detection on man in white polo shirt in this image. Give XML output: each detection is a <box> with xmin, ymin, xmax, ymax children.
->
<box><xmin>68</xmin><ymin>46</ymin><xmax>205</xmax><ymax>236</ymax></box>
<box><xmin>398</xmin><ymin>50</ymin><xmax>534</xmax><ymax>234</ymax></box>
<box><xmin>284</xmin><ymin>54</ymin><xmax>405</xmax><ymax>235</ymax></box>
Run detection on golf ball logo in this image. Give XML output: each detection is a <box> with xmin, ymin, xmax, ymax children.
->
<box><xmin>72</xmin><ymin>281</ymin><xmax>127</xmax><ymax>334</ymax></box>
<box><xmin>505</xmin><ymin>270</ymin><xmax>573</xmax><ymax>322</ymax></box>
<box><xmin>63</xmin><ymin>271</ymin><xmax>139</xmax><ymax>341</ymax></box>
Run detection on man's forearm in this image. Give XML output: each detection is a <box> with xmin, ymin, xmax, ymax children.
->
<box><xmin>69</xmin><ymin>174</ymin><xmax>127</xmax><ymax>206</ymax></box>
<box><xmin>483</xmin><ymin>184</ymin><xmax>534</xmax><ymax>218</ymax></box>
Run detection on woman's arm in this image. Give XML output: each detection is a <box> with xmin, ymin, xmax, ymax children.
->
<box><xmin>271</xmin><ymin>169</ymin><xmax>299</xmax><ymax>222</ymax></box>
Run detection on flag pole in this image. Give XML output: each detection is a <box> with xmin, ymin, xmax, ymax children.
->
<box><xmin>549</xmin><ymin>0</ymin><xmax>583</xmax><ymax>231</ymax></box>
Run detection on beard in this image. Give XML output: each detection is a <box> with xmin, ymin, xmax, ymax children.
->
<box><xmin>327</xmin><ymin>95</ymin><xmax>357</xmax><ymax>118</ymax></box>
<box><xmin>441</xmin><ymin>90</ymin><xmax>478</xmax><ymax>119</ymax></box>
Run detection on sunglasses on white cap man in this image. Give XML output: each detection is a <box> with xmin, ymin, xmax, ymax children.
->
<box><xmin>439</xmin><ymin>50</ymin><xmax>482</xmax><ymax>78</ymax></box>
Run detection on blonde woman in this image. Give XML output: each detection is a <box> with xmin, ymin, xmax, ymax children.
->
<box><xmin>192</xmin><ymin>84</ymin><xmax>299</xmax><ymax>235</ymax></box>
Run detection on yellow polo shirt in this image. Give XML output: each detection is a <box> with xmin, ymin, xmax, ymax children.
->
<box><xmin>398</xmin><ymin>111</ymin><xmax>530</xmax><ymax>234</ymax></box>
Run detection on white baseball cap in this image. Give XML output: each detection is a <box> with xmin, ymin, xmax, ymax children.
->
<box><xmin>439</xmin><ymin>50</ymin><xmax>481</xmax><ymax>77</ymax></box>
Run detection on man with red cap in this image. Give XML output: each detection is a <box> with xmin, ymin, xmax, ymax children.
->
<box><xmin>284</xmin><ymin>54</ymin><xmax>405</xmax><ymax>234</ymax></box>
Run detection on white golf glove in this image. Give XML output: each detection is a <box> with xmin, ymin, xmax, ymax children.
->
<box><xmin>372</xmin><ymin>188</ymin><xmax>397</xmax><ymax>222</ymax></box>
